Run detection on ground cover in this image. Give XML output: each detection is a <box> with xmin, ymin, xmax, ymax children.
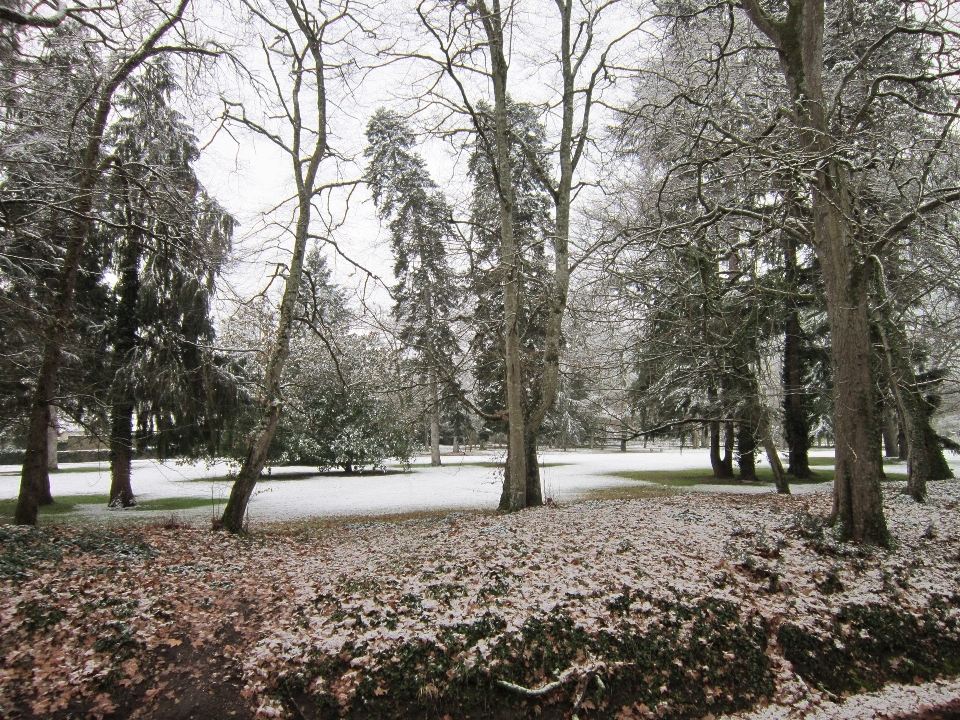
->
<box><xmin>0</xmin><ymin>478</ymin><xmax>958</xmax><ymax>719</ymax></box>
<box><xmin>0</xmin><ymin>496</ymin><xmax>221</xmax><ymax>523</ymax></box>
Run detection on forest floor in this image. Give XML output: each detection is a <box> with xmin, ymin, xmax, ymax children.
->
<box><xmin>1</xmin><ymin>465</ymin><xmax>959</xmax><ymax>719</ymax></box>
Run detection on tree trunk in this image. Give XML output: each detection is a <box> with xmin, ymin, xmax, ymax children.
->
<box><xmin>782</xmin><ymin>235</ymin><xmax>811</xmax><ymax>478</ymax></box>
<box><xmin>478</xmin><ymin>0</ymin><xmax>527</xmax><ymax>512</ymax></box>
<box><xmin>429</xmin><ymin>371</ymin><xmax>441</xmax><ymax>467</ymax></box>
<box><xmin>882</xmin><ymin>405</ymin><xmax>899</xmax><ymax>457</ymax></box>
<box><xmin>220</xmin><ymin>3</ymin><xmax>329</xmax><ymax>532</ymax></box>
<box><xmin>742</xmin><ymin>0</ymin><xmax>889</xmax><ymax>545</ymax></box>
<box><xmin>737</xmin><ymin>421</ymin><xmax>757</xmax><ymax>481</ymax></box>
<box><xmin>109</xmin><ymin>403</ymin><xmax>137</xmax><ymax>508</ymax></box>
<box><xmin>500</xmin><ymin>432</ymin><xmax>544</xmax><ymax>508</ymax></box>
<box><xmin>46</xmin><ymin>405</ymin><xmax>58</xmax><ymax>472</ymax></box>
<box><xmin>758</xmin><ymin>413</ymin><xmax>790</xmax><ymax>494</ymax></box>
<box><xmin>721</xmin><ymin>422</ymin><xmax>735</xmax><ymax>476</ymax></box>
<box><xmin>872</xmin><ymin>259</ymin><xmax>953</xmax><ymax>500</ymax></box>
<box><xmin>108</xmin><ymin>232</ymin><xmax>141</xmax><ymax>508</ymax></box>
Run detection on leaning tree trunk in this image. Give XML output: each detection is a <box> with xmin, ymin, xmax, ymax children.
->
<box><xmin>873</xmin><ymin>266</ymin><xmax>953</xmax><ymax>501</ymax></box>
<box><xmin>220</xmin><ymin>205</ymin><xmax>314</xmax><ymax>531</ymax></box>
<box><xmin>758</xmin><ymin>413</ymin><xmax>790</xmax><ymax>494</ymax></box>
<box><xmin>218</xmin><ymin>0</ymin><xmax>330</xmax><ymax>532</ymax></box>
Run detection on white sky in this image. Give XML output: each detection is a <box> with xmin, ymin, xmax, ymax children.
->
<box><xmin>179</xmin><ymin>0</ymin><xmax>652</xmax><ymax>326</ymax></box>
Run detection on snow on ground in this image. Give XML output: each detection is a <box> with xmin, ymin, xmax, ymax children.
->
<box><xmin>0</xmin><ymin>447</ymin><xmax>948</xmax><ymax>523</ymax></box>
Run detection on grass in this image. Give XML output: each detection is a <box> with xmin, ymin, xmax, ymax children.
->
<box><xmin>269</xmin><ymin>507</ymin><xmax>499</xmax><ymax>535</ymax></box>
<box><xmin>0</xmin><ymin>494</ymin><xmax>109</xmax><ymax>519</ymax></box>
<box><xmin>609</xmin><ymin>467</ymin><xmax>835</xmax><ymax>487</ymax></box>
<box><xmin>0</xmin><ymin>494</ymin><xmax>220</xmax><ymax>523</ymax></box>
<box><xmin>577</xmin><ymin>484</ymin><xmax>682</xmax><ymax>502</ymax></box>
<box><xmin>135</xmin><ymin>497</ymin><xmax>219</xmax><ymax>512</ymax></box>
<box><xmin>609</xmin><ymin>460</ymin><xmax>910</xmax><ymax>489</ymax></box>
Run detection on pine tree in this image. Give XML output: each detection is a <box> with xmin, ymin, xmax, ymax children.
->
<box><xmin>99</xmin><ymin>60</ymin><xmax>233</xmax><ymax>507</ymax></box>
<box><xmin>364</xmin><ymin>108</ymin><xmax>460</xmax><ymax>467</ymax></box>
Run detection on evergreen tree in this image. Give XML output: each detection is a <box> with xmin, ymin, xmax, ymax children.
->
<box><xmin>99</xmin><ymin>60</ymin><xmax>233</xmax><ymax>507</ymax></box>
<box><xmin>364</xmin><ymin>108</ymin><xmax>461</xmax><ymax>467</ymax></box>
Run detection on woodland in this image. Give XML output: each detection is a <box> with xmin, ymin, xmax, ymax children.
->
<box><xmin>2</xmin><ymin>0</ymin><xmax>960</xmax><ymax>718</ymax></box>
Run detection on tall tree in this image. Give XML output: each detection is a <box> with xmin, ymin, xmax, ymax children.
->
<box><xmin>100</xmin><ymin>61</ymin><xmax>233</xmax><ymax>507</ymax></box>
<box><xmin>218</xmin><ymin>0</ymin><xmax>360</xmax><ymax>532</ymax></box>
<box><xmin>4</xmin><ymin>0</ymin><xmax>200</xmax><ymax>525</ymax></box>
<box><xmin>364</xmin><ymin>107</ymin><xmax>460</xmax><ymax>467</ymax></box>
<box><xmin>416</xmin><ymin>0</ymin><xmax>638</xmax><ymax>509</ymax></box>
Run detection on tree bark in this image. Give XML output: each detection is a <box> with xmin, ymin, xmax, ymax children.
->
<box><xmin>758</xmin><ymin>413</ymin><xmax>790</xmax><ymax>494</ymax></box>
<box><xmin>882</xmin><ymin>405</ymin><xmax>899</xmax><ymax>457</ymax></box>
<box><xmin>46</xmin><ymin>405</ymin><xmax>58</xmax><ymax>472</ymax></box>
<box><xmin>872</xmin><ymin>264</ymin><xmax>953</xmax><ymax>500</ymax></box>
<box><xmin>782</xmin><ymin>235</ymin><xmax>811</xmax><ymax>478</ymax></box>
<box><xmin>109</xmin><ymin>403</ymin><xmax>137</xmax><ymax>508</ymax></box>
<box><xmin>737</xmin><ymin>421</ymin><xmax>757</xmax><ymax>481</ymax></box>
<box><xmin>429</xmin><ymin>370</ymin><xmax>441</xmax><ymax>467</ymax></box>
<box><xmin>108</xmin><ymin>231</ymin><xmax>141</xmax><ymax>508</ymax></box>
<box><xmin>722</xmin><ymin>422</ymin><xmax>735</xmax><ymax>476</ymax></box>
<box><xmin>476</xmin><ymin>0</ymin><xmax>527</xmax><ymax>511</ymax></box>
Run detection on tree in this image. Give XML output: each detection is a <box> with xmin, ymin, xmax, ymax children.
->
<box><xmin>218</xmin><ymin>0</ymin><xmax>363</xmax><ymax>532</ymax></box>
<box><xmin>737</xmin><ymin>0</ymin><xmax>960</xmax><ymax>542</ymax></box>
<box><xmin>4</xmin><ymin>0</ymin><xmax>202</xmax><ymax>525</ymax></box>
<box><xmin>364</xmin><ymin>107</ymin><xmax>461</xmax><ymax>467</ymax></box>
<box><xmin>100</xmin><ymin>61</ymin><xmax>233</xmax><ymax>507</ymax></box>
<box><xmin>415</xmin><ymin>0</ymin><xmax>638</xmax><ymax>509</ymax></box>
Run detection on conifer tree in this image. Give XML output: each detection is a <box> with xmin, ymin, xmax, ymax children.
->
<box><xmin>364</xmin><ymin>108</ymin><xmax>460</xmax><ymax>467</ymax></box>
<box><xmin>100</xmin><ymin>61</ymin><xmax>233</xmax><ymax>507</ymax></box>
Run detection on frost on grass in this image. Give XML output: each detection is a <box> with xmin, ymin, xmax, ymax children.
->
<box><xmin>0</xmin><ymin>480</ymin><xmax>958</xmax><ymax>718</ymax></box>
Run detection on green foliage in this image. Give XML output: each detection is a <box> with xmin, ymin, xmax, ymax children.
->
<box><xmin>779</xmin><ymin>599</ymin><xmax>960</xmax><ymax>695</ymax></box>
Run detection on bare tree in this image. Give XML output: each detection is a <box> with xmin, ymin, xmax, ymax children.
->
<box><xmin>415</xmin><ymin>0</ymin><xmax>641</xmax><ymax>509</ymax></box>
<box><xmin>217</xmin><ymin>0</ymin><xmax>363</xmax><ymax>532</ymax></box>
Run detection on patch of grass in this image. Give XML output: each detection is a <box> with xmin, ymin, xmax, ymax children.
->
<box><xmin>135</xmin><ymin>497</ymin><xmax>219</xmax><ymax>512</ymax></box>
<box><xmin>578</xmin><ymin>484</ymin><xmax>682</xmax><ymax>501</ymax></box>
<box><xmin>609</xmin><ymin>467</ymin><xmax>834</xmax><ymax>488</ymax></box>
<box><xmin>0</xmin><ymin>494</ymin><xmax>109</xmax><ymax>520</ymax></box>
<box><xmin>268</xmin><ymin>507</ymin><xmax>497</xmax><ymax>536</ymax></box>
<box><xmin>1</xmin><ymin>495</ymin><xmax>220</xmax><ymax>521</ymax></box>
<box><xmin>50</xmin><ymin>466</ymin><xmax>108</xmax><ymax>474</ymax></box>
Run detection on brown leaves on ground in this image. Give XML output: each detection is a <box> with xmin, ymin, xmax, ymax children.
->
<box><xmin>0</xmin><ymin>481</ymin><xmax>958</xmax><ymax>718</ymax></box>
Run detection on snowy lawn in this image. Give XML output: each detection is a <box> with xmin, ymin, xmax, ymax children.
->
<box><xmin>0</xmin><ymin>447</ymin><xmax>930</xmax><ymax>526</ymax></box>
<box><xmin>0</xmin><ymin>467</ymin><xmax>958</xmax><ymax>719</ymax></box>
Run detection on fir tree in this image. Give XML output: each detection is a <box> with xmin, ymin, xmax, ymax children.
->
<box><xmin>364</xmin><ymin>108</ymin><xmax>460</xmax><ymax>466</ymax></box>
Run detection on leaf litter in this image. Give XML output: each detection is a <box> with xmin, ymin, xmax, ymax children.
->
<box><xmin>0</xmin><ymin>477</ymin><xmax>957</xmax><ymax>718</ymax></box>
